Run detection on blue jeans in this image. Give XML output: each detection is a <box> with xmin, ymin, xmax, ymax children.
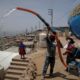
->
<box><xmin>42</xmin><ymin>56</ymin><xmax>55</xmax><ymax>76</ymax></box>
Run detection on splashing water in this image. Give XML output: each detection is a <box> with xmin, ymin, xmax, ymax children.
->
<box><xmin>0</xmin><ymin>9</ymin><xmax>16</xmax><ymax>27</ymax></box>
<box><xmin>3</xmin><ymin>9</ymin><xmax>16</xmax><ymax>17</ymax></box>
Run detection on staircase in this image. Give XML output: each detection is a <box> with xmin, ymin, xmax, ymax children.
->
<box><xmin>4</xmin><ymin>56</ymin><xmax>37</xmax><ymax>80</ymax></box>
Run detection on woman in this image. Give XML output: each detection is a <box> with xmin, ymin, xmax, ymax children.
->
<box><xmin>19</xmin><ymin>41</ymin><xmax>26</xmax><ymax>59</ymax></box>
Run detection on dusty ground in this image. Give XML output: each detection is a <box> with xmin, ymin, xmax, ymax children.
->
<box><xmin>30</xmin><ymin>37</ymin><xmax>80</xmax><ymax>80</ymax></box>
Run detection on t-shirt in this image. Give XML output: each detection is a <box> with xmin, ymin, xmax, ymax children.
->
<box><xmin>45</xmin><ymin>37</ymin><xmax>56</xmax><ymax>57</ymax></box>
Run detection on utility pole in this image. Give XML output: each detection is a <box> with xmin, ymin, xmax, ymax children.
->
<box><xmin>48</xmin><ymin>9</ymin><xmax>53</xmax><ymax>27</ymax></box>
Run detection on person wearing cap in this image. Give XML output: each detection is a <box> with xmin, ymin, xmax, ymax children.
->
<box><xmin>42</xmin><ymin>30</ymin><xmax>57</xmax><ymax>79</ymax></box>
<box><xmin>63</xmin><ymin>37</ymin><xmax>76</xmax><ymax>65</ymax></box>
<box><xmin>19</xmin><ymin>41</ymin><xmax>26</xmax><ymax>59</ymax></box>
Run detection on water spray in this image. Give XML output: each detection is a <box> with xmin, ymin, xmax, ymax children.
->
<box><xmin>3</xmin><ymin>9</ymin><xmax>16</xmax><ymax>18</ymax></box>
<box><xmin>0</xmin><ymin>8</ymin><xmax>16</xmax><ymax>24</ymax></box>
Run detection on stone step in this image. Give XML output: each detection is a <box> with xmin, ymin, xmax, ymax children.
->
<box><xmin>12</xmin><ymin>58</ymin><xmax>30</xmax><ymax>62</ymax></box>
<box><xmin>6</xmin><ymin>69</ymin><xmax>24</xmax><ymax>75</ymax></box>
<box><xmin>9</xmin><ymin>65</ymin><xmax>27</xmax><ymax>70</ymax></box>
<box><xmin>4</xmin><ymin>78</ymin><xmax>14</xmax><ymax>80</ymax></box>
<box><xmin>11</xmin><ymin>61</ymin><xmax>28</xmax><ymax>66</ymax></box>
<box><xmin>5</xmin><ymin>73</ymin><xmax>20</xmax><ymax>80</ymax></box>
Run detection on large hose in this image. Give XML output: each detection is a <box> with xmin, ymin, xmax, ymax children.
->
<box><xmin>16</xmin><ymin>7</ymin><xmax>67</xmax><ymax>67</ymax></box>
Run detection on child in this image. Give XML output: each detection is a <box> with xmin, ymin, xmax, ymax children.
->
<box><xmin>19</xmin><ymin>41</ymin><xmax>26</xmax><ymax>59</ymax></box>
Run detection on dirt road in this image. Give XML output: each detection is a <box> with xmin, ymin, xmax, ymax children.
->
<box><xmin>31</xmin><ymin>37</ymin><xmax>80</xmax><ymax>80</ymax></box>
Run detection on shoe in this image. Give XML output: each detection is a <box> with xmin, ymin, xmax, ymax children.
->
<box><xmin>23</xmin><ymin>57</ymin><xmax>26</xmax><ymax>59</ymax></box>
<box><xmin>49</xmin><ymin>73</ymin><xmax>54</xmax><ymax>77</ymax></box>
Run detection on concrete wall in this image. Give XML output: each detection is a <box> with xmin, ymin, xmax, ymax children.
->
<box><xmin>0</xmin><ymin>65</ymin><xmax>4</xmax><ymax>80</ymax></box>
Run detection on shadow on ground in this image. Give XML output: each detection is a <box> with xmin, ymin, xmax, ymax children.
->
<box><xmin>37</xmin><ymin>72</ymin><xmax>78</xmax><ymax>80</ymax></box>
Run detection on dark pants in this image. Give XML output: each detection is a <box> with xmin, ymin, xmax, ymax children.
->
<box><xmin>42</xmin><ymin>56</ymin><xmax>55</xmax><ymax>76</ymax></box>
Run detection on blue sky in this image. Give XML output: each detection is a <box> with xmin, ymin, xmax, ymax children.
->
<box><xmin>0</xmin><ymin>0</ymin><xmax>80</xmax><ymax>34</ymax></box>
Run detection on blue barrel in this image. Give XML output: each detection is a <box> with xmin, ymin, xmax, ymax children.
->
<box><xmin>68</xmin><ymin>15</ymin><xmax>80</xmax><ymax>58</ymax></box>
<box><xmin>74</xmin><ymin>48</ymin><xmax>80</xmax><ymax>59</ymax></box>
<box><xmin>68</xmin><ymin>15</ymin><xmax>80</xmax><ymax>39</ymax></box>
